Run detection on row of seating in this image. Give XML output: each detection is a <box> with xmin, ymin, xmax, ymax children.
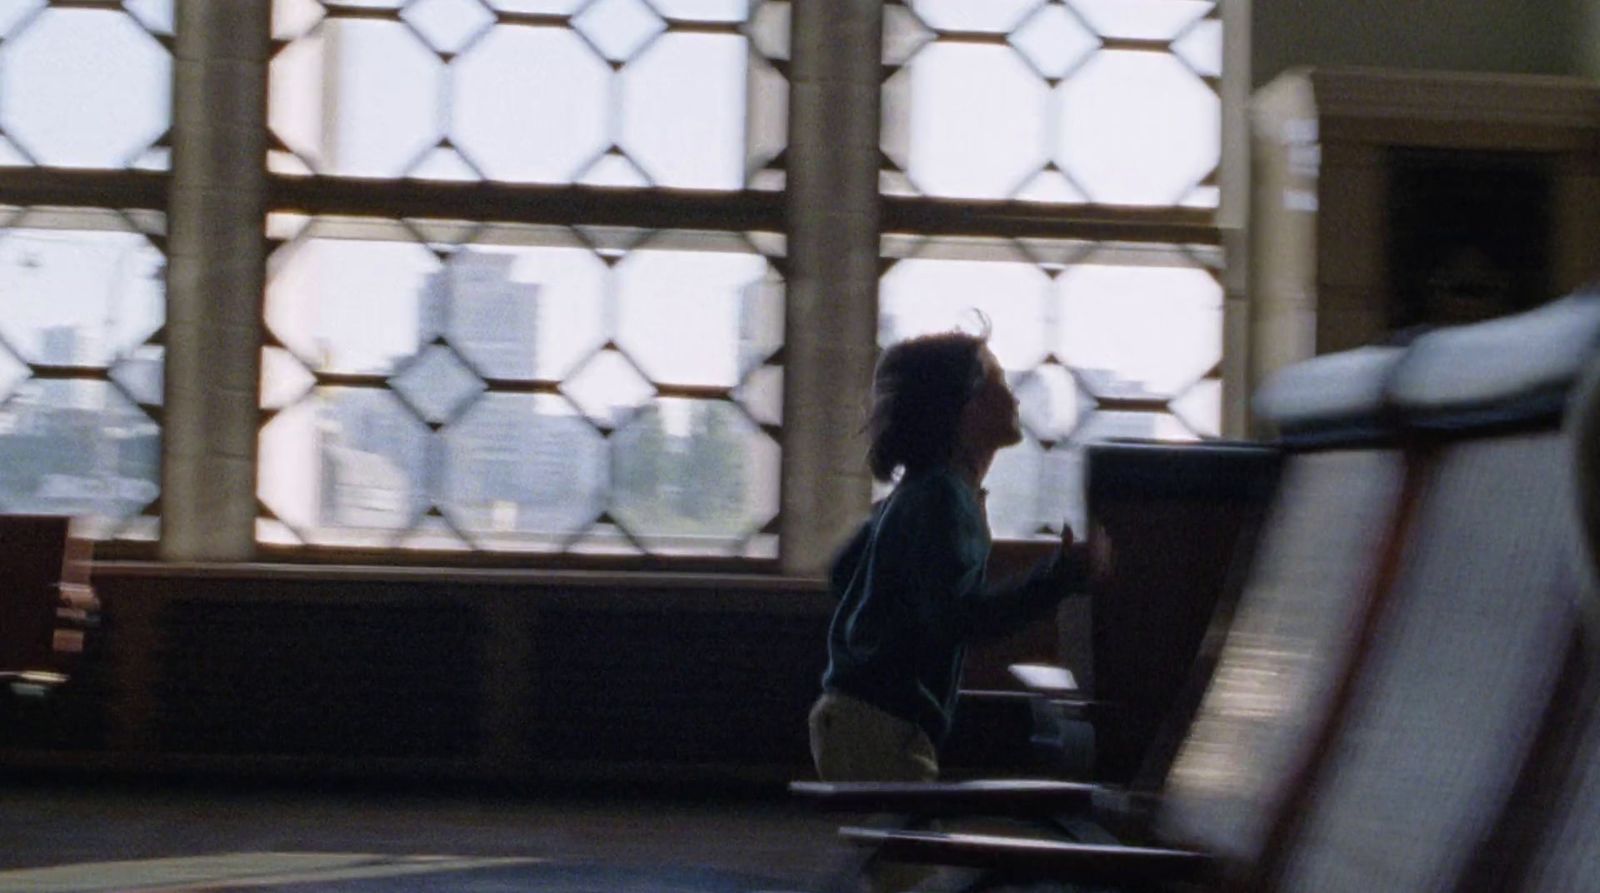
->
<box><xmin>797</xmin><ymin>290</ymin><xmax>1600</xmax><ymax>891</ymax></box>
<box><xmin>0</xmin><ymin>515</ymin><xmax>98</xmax><ymax>698</ymax></box>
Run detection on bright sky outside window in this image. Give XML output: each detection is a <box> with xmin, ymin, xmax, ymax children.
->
<box><xmin>0</xmin><ymin>2</ymin><xmax>171</xmax><ymax>540</ymax></box>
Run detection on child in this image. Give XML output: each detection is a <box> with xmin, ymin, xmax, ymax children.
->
<box><xmin>810</xmin><ymin>330</ymin><xmax>1093</xmax><ymax>783</ymax></box>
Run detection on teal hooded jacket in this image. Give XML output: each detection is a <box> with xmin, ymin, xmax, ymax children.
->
<box><xmin>821</xmin><ymin>465</ymin><xmax>1085</xmax><ymax>745</ymax></box>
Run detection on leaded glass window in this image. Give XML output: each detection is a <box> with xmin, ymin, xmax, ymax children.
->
<box><xmin>0</xmin><ymin>2</ymin><xmax>172</xmax><ymax>541</ymax></box>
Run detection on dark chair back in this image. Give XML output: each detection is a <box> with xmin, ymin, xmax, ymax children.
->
<box><xmin>1083</xmin><ymin>439</ymin><xmax>1282</xmax><ymax>785</ymax></box>
<box><xmin>0</xmin><ymin>514</ymin><xmax>93</xmax><ymax>679</ymax></box>
<box><xmin>1155</xmin><ymin>347</ymin><xmax>1414</xmax><ymax>870</ymax></box>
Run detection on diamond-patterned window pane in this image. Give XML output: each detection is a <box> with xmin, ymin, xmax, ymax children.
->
<box><xmin>884</xmin><ymin>0</ymin><xmax>1221</xmax><ymax>208</ymax></box>
<box><xmin>0</xmin><ymin>209</ymin><xmax>165</xmax><ymax>541</ymax></box>
<box><xmin>259</xmin><ymin>221</ymin><xmax>785</xmax><ymax>557</ymax></box>
<box><xmin>879</xmin><ymin>237</ymin><xmax>1219</xmax><ymax>541</ymax></box>
<box><xmin>110</xmin><ymin>346</ymin><xmax>164</xmax><ymax>408</ymax></box>
<box><xmin>1067</xmin><ymin>0</ymin><xmax>1213</xmax><ymax>40</ymax></box>
<box><xmin>0</xmin><ymin>2</ymin><xmax>44</xmax><ymax>39</ymax></box>
<box><xmin>1172</xmin><ymin>378</ymin><xmax>1222</xmax><ymax>438</ymax></box>
<box><xmin>561</xmin><ymin>348</ymin><xmax>656</xmax><ymax>428</ymax></box>
<box><xmin>573</xmin><ymin>0</ymin><xmax>667</xmax><ymax>62</ymax></box>
<box><xmin>389</xmin><ymin>344</ymin><xmax>487</xmax><ymax>424</ymax></box>
<box><xmin>1008</xmin><ymin>5</ymin><xmax>1099</xmax><ymax>81</ymax></box>
<box><xmin>269</xmin><ymin>0</ymin><xmax>789</xmax><ymax>190</ymax></box>
<box><xmin>402</xmin><ymin>0</ymin><xmax>495</xmax><ymax>54</ymax></box>
<box><xmin>0</xmin><ymin>7</ymin><xmax>172</xmax><ymax>170</ymax></box>
<box><xmin>1174</xmin><ymin>17</ymin><xmax>1223</xmax><ymax>77</ymax></box>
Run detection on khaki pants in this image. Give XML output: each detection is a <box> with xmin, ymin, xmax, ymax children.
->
<box><xmin>809</xmin><ymin>691</ymin><xmax>939</xmax><ymax>782</ymax></box>
<box><xmin>808</xmin><ymin>692</ymin><xmax>941</xmax><ymax>892</ymax></box>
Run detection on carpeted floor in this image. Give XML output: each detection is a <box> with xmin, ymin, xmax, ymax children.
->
<box><xmin>0</xmin><ymin>775</ymin><xmax>846</xmax><ymax>892</ymax></box>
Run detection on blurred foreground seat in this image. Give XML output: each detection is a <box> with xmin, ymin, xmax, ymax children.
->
<box><xmin>826</xmin><ymin>290</ymin><xmax>1600</xmax><ymax>892</ymax></box>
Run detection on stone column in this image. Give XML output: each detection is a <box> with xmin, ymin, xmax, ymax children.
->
<box><xmin>780</xmin><ymin>2</ymin><xmax>883</xmax><ymax>576</ymax></box>
<box><xmin>1220</xmin><ymin>0</ymin><xmax>1252</xmax><ymax>437</ymax></box>
<box><xmin>161</xmin><ymin>0</ymin><xmax>270</xmax><ymax>560</ymax></box>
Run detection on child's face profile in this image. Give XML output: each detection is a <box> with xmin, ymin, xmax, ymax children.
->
<box><xmin>959</xmin><ymin>348</ymin><xmax>1022</xmax><ymax>453</ymax></box>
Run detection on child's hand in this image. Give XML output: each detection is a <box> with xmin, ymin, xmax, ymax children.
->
<box><xmin>1060</xmin><ymin>523</ymin><xmax>1113</xmax><ymax>584</ymax></box>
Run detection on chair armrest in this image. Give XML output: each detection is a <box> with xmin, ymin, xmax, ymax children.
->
<box><xmin>1</xmin><ymin>670</ymin><xmax>69</xmax><ymax>698</ymax></box>
<box><xmin>789</xmin><ymin>779</ymin><xmax>1096</xmax><ymax>817</ymax></box>
<box><xmin>838</xmin><ymin>827</ymin><xmax>1216</xmax><ymax>886</ymax></box>
<box><xmin>1009</xmin><ymin>662</ymin><xmax>1079</xmax><ymax>694</ymax></box>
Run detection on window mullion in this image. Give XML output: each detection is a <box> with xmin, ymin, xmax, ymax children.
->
<box><xmin>161</xmin><ymin>0</ymin><xmax>271</xmax><ymax>561</ymax></box>
<box><xmin>780</xmin><ymin>1</ymin><xmax>885</xmax><ymax>575</ymax></box>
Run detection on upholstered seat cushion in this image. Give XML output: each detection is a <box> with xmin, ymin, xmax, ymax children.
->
<box><xmin>1253</xmin><ymin>346</ymin><xmax>1405</xmax><ymax>445</ymax></box>
<box><xmin>1388</xmin><ymin>291</ymin><xmax>1600</xmax><ymax>429</ymax></box>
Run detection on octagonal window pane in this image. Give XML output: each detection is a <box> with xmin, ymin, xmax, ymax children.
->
<box><xmin>1055</xmin><ymin>259</ymin><xmax>1221</xmax><ymax>398</ymax></box>
<box><xmin>1067</xmin><ymin>0</ymin><xmax>1213</xmax><ymax>40</ymax></box>
<box><xmin>983</xmin><ymin>434</ymin><xmax>1063</xmax><ymax>539</ymax></box>
<box><xmin>611</xmin><ymin>398</ymin><xmax>778</xmax><ymax>551</ymax></box>
<box><xmin>1059</xmin><ymin>269</ymin><xmax>1218</xmax><ymax>398</ymax></box>
<box><xmin>901</xmin><ymin>42</ymin><xmax>1046</xmax><ymax>199</ymax></box>
<box><xmin>879</xmin><ymin>254</ymin><xmax>1051</xmax><ymax>370</ymax></box>
<box><xmin>453</xmin><ymin>26</ymin><xmax>610</xmax><ymax>183</ymax></box>
<box><xmin>1056</xmin><ymin>51</ymin><xmax>1218</xmax><ymax>206</ymax></box>
<box><xmin>486</xmin><ymin>0</ymin><xmax>587</xmax><ymax>12</ymax></box>
<box><xmin>0</xmin><ymin>379</ymin><xmax>160</xmax><ymax>535</ymax></box>
<box><xmin>269</xmin><ymin>27</ymin><xmax>330</xmax><ymax>172</ymax></box>
<box><xmin>443</xmin><ymin>242</ymin><xmax>607</xmax><ymax>380</ymax></box>
<box><xmin>442</xmin><ymin>392</ymin><xmax>607</xmax><ymax>546</ymax></box>
<box><xmin>266</xmin><ymin>227</ymin><xmax>442</xmax><ymax>376</ymax></box>
<box><xmin>651</xmin><ymin>0</ymin><xmax>748</xmax><ymax>21</ymax></box>
<box><xmin>621</xmin><ymin>33</ymin><xmax>746</xmax><ymax>190</ymax></box>
<box><xmin>259</xmin><ymin>388</ymin><xmax>430</xmax><ymax>542</ymax></box>
<box><xmin>0</xmin><ymin>8</ymin><xmax>171</xmax><ymax>169</ymax></box>
<box><xmin>0</xmin><ymin>1</ymin><xmax>44</xmax><ymax>40</ymax></box>
<box><xmin>909</xmin><ymin>0</ymin><xmax>1037</xmax><ymax>33</ymax></box>
<box><xmin>615</xmin><ymin>246</ymin><xmax>773</xmax><ymax>388</ymax></box>
<box><xmin>1014</xmin><ymin>362</ymin><xmax>1084</xmax><ymax>443</ymax></box>
<box><xmin>0</xmin><ymin>220</ymin><xmax>164</xmax><ymax>367</ymax></box>
<box><xmin>320</xmin><ymin>19</ymin><xmax>443</xmax><ymax>177</ymax></box>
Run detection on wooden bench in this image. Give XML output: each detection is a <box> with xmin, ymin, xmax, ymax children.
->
<box><xmin>828</xmin><ymin>291</ymin><xmax>1600</xmax><ymax>891</ymax></box>
<box><xmin>0</xmin><ymin>514</ymin><xmax>98</xmax><ymax>698</ymax></box>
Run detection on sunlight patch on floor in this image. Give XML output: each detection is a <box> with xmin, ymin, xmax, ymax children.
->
<box><xmin>0</xmin><ymin>852</ymin><xmax>546</xmax><ymax>892</ymax></box>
